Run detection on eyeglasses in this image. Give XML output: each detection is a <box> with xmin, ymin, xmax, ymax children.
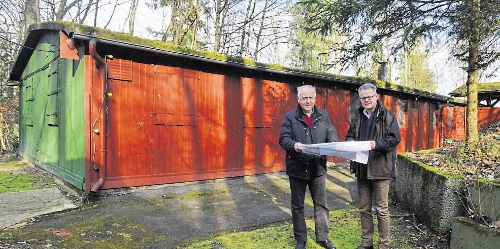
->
<box><xmin>359</xmin><ymin>94</ymin><xmax>376</xmax><ymax>101</ymax></box>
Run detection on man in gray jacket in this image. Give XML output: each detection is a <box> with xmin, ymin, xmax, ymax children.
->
<box><xmin>279</xmin><ymin>85</ymin><xmax>338</xmax><ymax>249</ymax></box>
<box><xmin>345</xmin><ymin>83</ymin><xmax>401</xmax><ymax>249</ymax></box>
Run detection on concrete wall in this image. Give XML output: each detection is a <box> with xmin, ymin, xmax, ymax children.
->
<box><xmin>392</xmin><ymin>154</ymin><xmax>500</xmax><ymax>246</ymax></box>
<box><xmin>468</xmin><ymin>181</ymin><xmax>500</xmax><ymax>222</ymax></box>
<box><xmin>450</xmin><ymin>217</ymin><xmax>500</xmax><ymax>249</ymax></box>
<box><xmin>390</xmin><ymin>155</ymin><xmax>466</xmax><ymax>234</ymax></box>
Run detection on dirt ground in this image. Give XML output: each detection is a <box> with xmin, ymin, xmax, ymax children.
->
<box><xmin>406</xmin><ymin>121</ymin><xmax>500</xmax><ymax>183</ymax></box>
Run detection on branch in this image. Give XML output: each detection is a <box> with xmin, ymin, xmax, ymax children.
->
<box><xmin>390</xmin><ymin>213</ymin><xmax>425</xmax><ymax>233</ymax></box>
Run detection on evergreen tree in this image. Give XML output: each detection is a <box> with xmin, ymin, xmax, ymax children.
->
<box><xmin>299</xmin><ymin>0</ymin><xmax>500</xmax><ymax>149</ymax></box>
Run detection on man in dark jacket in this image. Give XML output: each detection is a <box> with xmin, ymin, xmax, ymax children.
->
<box><xmin>279</xmin><ymin>85</ymin><xmax>338</xmax><ymax>249</ymax></box>
<box><xmin>345</xmin><ymin>83</ymin><xmax>401</xmax><ymax>249</ymax></box>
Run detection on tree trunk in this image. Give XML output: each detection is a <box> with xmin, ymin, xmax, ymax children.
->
<box><xmin>253</xmin><ymin>0</ymin><xmax>269</xmax><ymax>61</ymax></box>
<box><xmin>239</xmin><ymin>0</ymin><xmax>255</xmax><ymax>57</ymax></box>
<box><xmin>214</xmin><ymin>0</ymin><xmax>223</xmax><ymax>52</ymax></box>
<box><xmin>55</xmin><ymin>0</ymin><xmax>86</xmax><ymax>21</ymax></box>
<box><xmin>24</xmin><ymin>0</ymin><xmax>40</xmax><ymax>30</ymax></box>
<box><xmin>128</xmin><ymin>0</ymin><xmax>139</xmax><ymax>35</ymax></box>
<box><xmin>0</xmin><ymin>114</ymin><xmax>7</xmax><ymax>151</ymax></box>
<box><xmin>77</xmin><ymin>0</ymin><xmax>96</xmax><ymax>24</ymax></box>
<box><xmin>190</xmin><ymin>0</ymin><xmax>200</xmax><ymax>49</ymax></box>
<box><xmin>93</xmin><ymin>0</ymin><xmax>99</xmax><ymax>27</ymax></box>
<box><xmin>466</xmin><ymin>0</ymin><xmax>480</xmax><ymax>150</ymax></box>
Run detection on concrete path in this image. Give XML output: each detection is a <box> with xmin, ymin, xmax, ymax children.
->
<box><xmin>0</xmin><ymin>187</ymin><xmax>77</xmax><ymax>229</ymax></box>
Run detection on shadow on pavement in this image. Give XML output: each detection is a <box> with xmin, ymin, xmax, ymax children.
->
<box><xmin>0</xmin><ymin>163</ymin><xmax>357</xmax><ymax>248</ymax></box>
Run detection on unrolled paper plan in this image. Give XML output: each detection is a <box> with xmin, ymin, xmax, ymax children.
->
<box><xmin>301</xmin><ymin>141</ymin><xmax>371</xmax><ymax>164</ymax></box>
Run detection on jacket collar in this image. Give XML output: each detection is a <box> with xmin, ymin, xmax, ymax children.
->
<box><xmin>295</xmin><ymin>104</ymin><xmax>318</xmax><ymax>118</ymax></box>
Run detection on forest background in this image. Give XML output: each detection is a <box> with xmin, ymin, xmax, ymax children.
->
<box><xmin>1</xmin><ymin>0</ymin><xmax>499</xmax><ymax>153</ymax></box>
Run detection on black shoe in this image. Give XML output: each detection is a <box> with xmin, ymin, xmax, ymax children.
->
<box><xmin>295</xmin><ymin>241</ymin><xmax>306</xmax><ymax>249</ymax></box>
<box><xmin>317</xmin><ymin>239</ymin><xmax>336</xmax><ymax>249</ymax></box>
<box><xmin>357</xmin><ymin>246</ymin><xmax>374</xmax><ymax>249</ymax></box>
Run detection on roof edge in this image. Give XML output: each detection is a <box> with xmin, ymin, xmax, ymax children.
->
<box><xmin>9</xmin><ymin>22</ymin><xmax>78</xmax><ymax>81</ymax></box>
<box><xmin>9</xmin><ymin>21</ymin><xmax>455</xmax><ymax>104</ymax></box>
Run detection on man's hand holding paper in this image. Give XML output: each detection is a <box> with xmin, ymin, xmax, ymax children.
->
<box><xmin>300</xmin><ymin>141</ymin><xmax>371</xmax><ymax>164</ymax></box>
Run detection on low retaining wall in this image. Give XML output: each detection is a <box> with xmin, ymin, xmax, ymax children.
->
<box><xmin>450</xmin><ymin>217</ymin><xmax>500</xmax><ymax>249</ymax></box>
<box><xmin>468</xmin><ymin>181</ymin><xmax>500</xmax><ymax>222</ymax></box>
<box><xmin>390</xmin><ymin>154</ymin><xmax>466</xmax><ymax>234</ymax></box>
<box><xmin>391</xmin><ymin>154</ymin><xmax>500</xmax><ymax>242</ymax></box>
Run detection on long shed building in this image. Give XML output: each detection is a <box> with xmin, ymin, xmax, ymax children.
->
<box><xmin>8</xmin><ymin>22</ymin><xmax>500</xmax><ymax>194</ymax></box>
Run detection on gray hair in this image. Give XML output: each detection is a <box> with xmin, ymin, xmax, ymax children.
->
<box><xmin>358</xmin><ymin>83</ymin><xmax>377</xmax><ymax>94</ymax></box>
<box><xmin>297</xmin><ymin>85</ymin><xmax>316</xmax><ymax>98</ymax></box>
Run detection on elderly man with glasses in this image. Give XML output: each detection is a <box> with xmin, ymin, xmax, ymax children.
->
<box><xmin>345</xmin><ymin>83</ymin><xmax>401</xmax><ymax>249</ymax></box>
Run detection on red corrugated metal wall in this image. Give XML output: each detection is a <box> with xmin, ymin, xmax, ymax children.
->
<box><xmin>85</xmin><ymin>56</ymin><xmax>500</xmax><ymax>192</ymax></box>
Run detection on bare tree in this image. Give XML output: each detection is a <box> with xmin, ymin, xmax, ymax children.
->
<box><xmin>252</xmin><ymin>0</ymin><xmax>269</xmax><ymax>61</ymax></box>
<box><xmin>1</xmin><ymin>1</ymin><xmax>27</xmax><ymax>90</ymax></box>
<box><xmin>212</xmin><ymin>0</ymin><xmax>237</xmax><ymax>52</ymax></box>
<box><xmin>250</xmin><ymin>0</ymin><xmax>289</xmax><ymax>62</ymax></box>
<box><xmin>238</xmin><ymin>0</ymin><xmax>255</xmax><ymax>57</ymax></box>
<box><xmin>149</xmin><ymin>0</ymin><xmax>206</xmax><ymax>47</ymax></box>
<box><xmin>144</xmin><ymin>0</ymin><xmax>292</xmax><ymax>61</ymax></box>
<box><xmin>125</xmin><ymin>0</ymin><xmax>139</xmax><ymax>34</ymax></box>
<box><xmin>72</xmin><ymin>1</ymin><xmax>96</xmax><ymax>24</ymax></box>
<box><xmin>52</xmin><ymin>0</ymin><xmax>81</xmax><ymax>20</ymax></box>
<box><xmin>24</xmin><ymin>0</ymin><xmax>40</xmax><ymax>29</ymax></box>
<box><xmin>0</xmin><ymin>1</ymin><xmax>28</xmax><ymax>152</ymax></box>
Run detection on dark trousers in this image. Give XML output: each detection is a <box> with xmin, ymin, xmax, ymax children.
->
<box><xmin>289</xmin><ymin>174</ymin><xmax>330</xmax><ymax>242</ymax></box>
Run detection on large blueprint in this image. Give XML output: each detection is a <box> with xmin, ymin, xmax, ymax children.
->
<box><xmin>301</xmin><ymin>141</ymin><xmax>371</xmax><ymax>164</ymax></box>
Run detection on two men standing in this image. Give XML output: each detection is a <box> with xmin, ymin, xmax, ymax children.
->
<box><xmin>279</xmin><ymin>83</ymin><xmax>401</xmax><ymax>249</ymax></box>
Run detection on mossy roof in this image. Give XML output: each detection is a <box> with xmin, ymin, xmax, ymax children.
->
<box><xmin>14</xmin><ymin>21</ymin><xmax>453</xmax><ymax>102</ymax></box>
<box><xmin>449</xmin><ymin>82</ymin><xmax>500</xmax><ymax>97</ymax></box>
